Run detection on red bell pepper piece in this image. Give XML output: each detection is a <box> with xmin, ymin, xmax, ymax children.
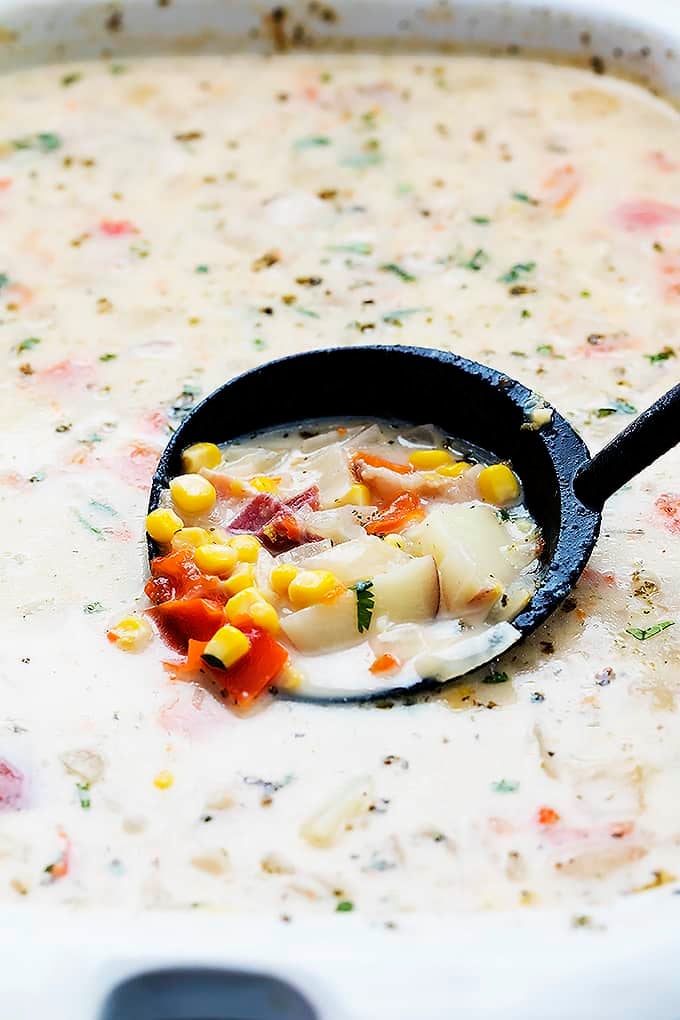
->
<box><xmin>148</xmin><ymin>597</ymin><xmax>224</xmax><ymax>650</ymax></box>
<box><xmin>201</xmin><ymin>627</ymin><xmax>289</xmax><ymax>707</ymax></box>
<box><xmin>145</xmin><ymin>551</ymin><xmax>226</xmax><ymax>604</ymax></box>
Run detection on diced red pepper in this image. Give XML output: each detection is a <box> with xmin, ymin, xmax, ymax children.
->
<box><xmin>145</xmin><ymin>551</ymin><xmax>226</xmax><ymax>604</ymax></box>
<box><xmin>365</xmin><ymin>492</ymin><xmax>425</xmax><ymax>535</ymax></box>
<box><xmin>148</xmin><ymin>597</ymin><xmax>224</xmax><ymax>651</ymax></box>
<box><xmin>537</xmin><ymin>806</ymin><xmax>560</xmax><ymax>826</ymax></box>
<box><xmin>369</xmin><ymin>653</ymin><xmax>400</xmax><ymax>674</ymax></box>
<box><xmin>0</xmin><ymin>759</ymin><xmax>23</xmax><ymax>810</ymax></box>
<box><xmin>201</xmin><ymin>627</ymin><xmax>289</xmax><ymax>707</ymax></box>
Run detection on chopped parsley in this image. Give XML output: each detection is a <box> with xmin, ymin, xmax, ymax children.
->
<box><xmin>0</xmin><ymin>272</ymin><xmax>8</xmax><ymax>289</ymax></box>
<box><xmin>471</xmin><ymin>215</ymin><xmax>491</xmax><ymax>224</ymax></box>
<box><xmin>382</xmin><ymin>307</ymin><xmax>427</xmax><ymax>325</ymax></box>
<box><xmin>499</xmin><ymin>261</ymin><xmax>536</xmax><ymax>284</ymax></box>
<box><xmin>380</xmin><ymin>263</ymin><xmax>416</xmax><ymax>283</ymax></box>
<box><xmin>626</xmin><ymin>621</ymin><xmax>675</xmax><ymax>641</ymax></box>
<box><xmin>491</xmin><ymin>779</ymin><xmax>519</xmax><ymax>793</ymax></box>
<box><xmin>350</xmin><ymin>579</ymin><xmax>375</xmax><ymax>633</ymax></box>
<box><xmin>84</xmin><ymin>601</ymin><xmax>105</xmax><ymax>614</ymax></box>
<box><xmin>461</xmin><ymin>248</ymin><xmax>489</xmax><ymax>271</ymax></box>
<box><xmin>16</xmin><ymin>337</ymin><xmax>41</xmax><ymax>353</ymax></box>
<box><xmin>195</xmin><ymin>264</ymin><xmax>210</xmax><ymax>274</ymax></box>
<box><xmin>595</xmin><ymin>399</ymin><xmax>637</xmax><ymax>418</ymax></box>
<box><xmin>12</xmin><ymin>132</ymin><xmax>62</xmax><ymax>152</ymax></box>
<box><xmin>99</xmin><ymin>352</ymin><xmax>117</xmax><ymax>362</ymax></box>
<box><xmin>296</xmin><ymin>307</ymin><xmax>320</xmax><ymax>318</ymax></box>
<box><xmin>512</xmin><ymin>190</ymin><xmax>540</xmax><ymax>205</ymax></box>
<box><xmin>61</xmin><ymin>72</ymin><xmax>82</xmax><ymax>87</ymax></box>
<box><xmin>76</xmin><ymin>783</ymin><xmax>91</xmax><ymax>809</ymax></box>
<box><xmin>294</xmin><ymin>135</ymin><xmax>332</xmax><ymax>150</ymax></box>
<box><xmin>341</xmin><ymin>151</ymin><xmax>384</xmax><ymax>169</ymax></box>
<box><xmin>482</xmin><ymin>670</ymin><xmax>509</xmax><ymax>684</ymax></box>
<box><xmin>73</xmin><ymin>510</ymin><xmax>104</xmax><ymax>539</ymax></box>
<box><xmin>252</xmin><ymin>337</ymin><xmax>267</xmax><ymax>350</ymax></box>
<box><xmin>336</xmin><ymin>900</ymin><xmax>354</xmax><ymax>912</ymax></box>
<box><xmin>646</xmin><ymin>347</ymin><xmax>675</xmax><ymax>364</ymax></box>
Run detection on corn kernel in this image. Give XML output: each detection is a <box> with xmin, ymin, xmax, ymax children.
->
<box><xmin>194</xmin><ymin>543</ymin><xmax>238</xmax><ymax>577</ymax></box>
<box><xmin>171</xmin><ymin>527</ymin><xmax>214</xmax><ymax>551</ymax></box>
<box><xmin>437</xmin><ymin>461</ymin><xmax>471</xmax><ymax>478</ymax></box>
<box><xmin>226</xmin><ymin>588</ymin><xmax>263</xmax><ymax>626</ymax></box>
<box><xmin>249</xmin><ymin>600</ymin><xmax>280</xmax><ymax>634</ymax></box>
<box><xmin>408</xmin><ymin>448</ymin><xmax>453</xmax><ymax>470</ymax></box>
<box><xmin>202</xmin><ymin>625</ymin><xmax>251</xmax><ymax>670</ymax></box>
<box><xmin>181</xmin><ymin>442</ymin><xmax>222</xmax><ymax>473</ymax></box>
<box><xmin>278</xmin><ymin>663</ymin><xmax>305</xmax><ymax>691</ymax></box>
<box><xmin>146</xmin><ymin>507</ymin><xmax>184</xmax><ymax>543</ymax></box>
<box><xmin>222</xmin><ymin>563</ymin><xmax>256</xmax><ymax>596</ymax></box>
<box><xmin>478</xmin><ymin>463</ymin><xmax>520</xmax><ymax>506</ymax></box>
<box><xmin>250</xmin><ymin>475</ymin><xmax>281</xmax><ymax>494</ymax></box>
<box><xmin>170</xmin><ymin>473</ymin><xmax>217</xmax><ymax>514</ymax></box>
<box><xmin>154</xmin><ymin>770</ymin><xmax>174</xmax><ymax>790</ymax></box>
<box><xmin>288</xmin><ymin>569</ymin><xmax>341</xmax><ymax>609</ymax></box>
<box><xmin>383</xmin><ymin>534</ymin><xmax>404</xmax><ymax>550</ymax></box>
<box><xmin>229</xmin><ymin>534</ymin><xmax>261</xmax><ymax>563</ymax></box>
<box><xmin>107</xmin><ymin>616</ymin><xmax>153</xmax><ymax>652</ymax></box>
<box><xmin>270</xmin><ymin>562</ymin><xmax>298</xmax><ymax>596</ymax></box>
<box><xmin>334</xmin><ymin>483</ymin><xmax>372</xmax><ymax>507</ymax></box>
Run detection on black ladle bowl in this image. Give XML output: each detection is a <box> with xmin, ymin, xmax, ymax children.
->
<box><xmin>148</xmin><ymin>346</ymin><xmax>679</xmax><ymax>704</ymax></box>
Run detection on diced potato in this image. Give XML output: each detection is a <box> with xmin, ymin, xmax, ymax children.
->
<box><xmin>304</xmin><ymin>535</ymin><xmax>408</xmax><ymax>585</ymax></box>
<box><xmin>372</xmin><ymin>556</ymin><xmax>440</xmax><ymax>623</ymax></box>
<box><xmin>296</xmin><ymin>445</ymin><xmax>353</xmax><ymax>508</ymax></box>
<box><xmin>302</xmin><ymin>507</ymin><xmax>372</xmax><ymax>544</ymax></box>
<box><xmin>404</xmin><ymin>504</ymin><xmax>532</xmax><ymax>615</ymax></box>
<box><xmin>280</xmin><ymin>591</ymin><xmax>360</xmax><ymax>653</ymax></box>
<box><xmin>300</xmin><ymin>775</ymin><xmax>374</xmax><ymax>848</ymax></box>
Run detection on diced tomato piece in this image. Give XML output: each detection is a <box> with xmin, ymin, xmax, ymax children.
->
<box><xmin>201</xmin><ymin>627</ymin><xmax>289</xmax><ymax>707</ymax></box>
<box><xmin>352</xmin><ymin>452</ymin><xmax>413</xmax><ymax>476</ymax></box>
<box><xmin>615</xmin><ymin>199</ymin><xmax>680</xmax><ymax>231</ymax></box>
<box><xmin>369</xmin><ymin>653</ymin><xmax>400</xmax><ymax>674</ymax></box>
<box><xmin>0</xmin><ymin>759</ymin><xmax>23</xmax><ymax>810</ymax></box>
<box><xmin>365</xmin><ymin>492</ymin><xmax>425</xmax><ymax>535</ymax></box>
<box><xmin>148</xmin><ymin>597</ymin><xmax>224</xmax><ymax>650</ymax></box>
<box><xmin>537</xmin><ymin>806</ymin><xmax>560</xmax><ymax>826</ymax></box>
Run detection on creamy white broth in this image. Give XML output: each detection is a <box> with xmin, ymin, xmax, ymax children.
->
<box><xmin>0</xmin><ymin>53</ymin><xmax>679</xmax><ymax>917</ymax></box>
<box><xmin>148</xmin><ymin>421</ymin><xmax>541</xmax><ymax>699</ymax></box>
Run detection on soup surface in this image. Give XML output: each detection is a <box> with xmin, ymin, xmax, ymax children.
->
<box><xmin>146</xmin><ymin>422</ymin><xmax>542</xmax><ymax>700</ymax></box>
<box><xmin>0</xmin><ymin>52</ymin><xmax>678</xmax><ymax>918</ymax></box>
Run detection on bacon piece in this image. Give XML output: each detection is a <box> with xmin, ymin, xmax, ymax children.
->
<box><xmin>228</xmin><ymin>489</ymin><xmax>321</xmax><ymax>551</ymax></box>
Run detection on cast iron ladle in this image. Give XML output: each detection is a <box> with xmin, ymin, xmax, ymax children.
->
<box><xmin>148</xmin><ymin>346</ymin><xmax>679</xmax><ymax>703</ymax></box>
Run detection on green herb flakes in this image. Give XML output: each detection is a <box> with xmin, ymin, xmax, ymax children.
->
<box><xmin>99</xmin><ymin>352</ymin><xmax>117</xmax><ymax>362</ymax></box>
<box><xmin>626</xmin><ymin>621</ymin><xmax>675</xmax><ymax>641</ymax></box>
<box><xmin>84</xmin><ymin>601</ymin><xmax>105</xmax><ymax>614</ymax></box>
<box><xmin>336</xmin><ymin>900</ymin><xmax>354</xmax><ymax>913</ymax></box>
<box><xmin>16</xmin><ymin>337</ymin><xmax>41</xmax><ymax>353</ymax></box>
<box><xmin>646</xmin><ymin>347</ymin><xmax>675</xmax><ymax>364</ymax></box>
<box><xmin>483</xmin><ymin>671</ymin><xmax>509</xmax><ymax>685</ymax></box>
<box><xmin>61</xmin><ymin>72</ymin><xmax>82</xmax><ymax>87</ymax></box>
<box><xmin>350</xmin><ymin>580</ymin><xmax>375</xmax><ymax>633</ymax></box>
<box><xmin>76</xmin><ymin>783</ymin><xmax>91</xmax><ymax>809</ymax></box>
<box><xmin>499</xmin><ymin>261</ymin><xmax>536</xmax><ymax>284</ymax></box>
<box><xmin>491</xmin><ymin>779</ymin><xmax>519</xmax><ymax>793</ymax></box>
<box><xmin>595</xmin><ymin>399</ymin><xmax>637</xmax><ymax>418</ymax></box>
<box><xmin>294</xmin><ymin>135</ymin><xmax>332</xmax><ymax>150</ymax></box>
<box><xmin>252</xmin><ymin>337</ymin><xmax>267</xmax><ymax>350</ymax></box>
<box><xmin>471</xmin><ymin>215</ymin><xmax>491</xmax><ymax>224</ymax></box>
<box><xmin>195</xmin><ymin>264</ymin><xmax>210</xmax><ymax>274</ymax></box>
<box><xmin>73</xmin><ymin>510</ymin><xmax>104</xmax><ymax>540</ymax></box>
<box><xmin>0</xmin><ymin>273</ymin><xmax>9</xmax><ymax>289</ymax></box>
<box><xmin>12</xmin><ymin>132</ymin><xmax>62</xmax><ymax>153</ymax></box>
<box><xmin>341</xmin><ymin>151</ymin><xmax>384</xmax><ymax>169</ymax></box>
<box><xmin>512</xmin><ymin>191</ymin><xmax>540</xmax><ymax>206</ymax></box>
<box><xmin>461</xmin><ymin>249</ymin><xmax>489</xmax><ymax>272</ymax></box>
<box><xmin>382</xmin><ymin>308</ymin><xmax>427</xmax><ymax>325</ymax></box>
<box><xmin>328</xmin><ymin>242</ymin><xmax>373</xmax><ymax>256</ymax></box>
<box><xmin>380</xmin><ymin>263</ymin><xmax>416</xmax><ymax>283</ymax></box>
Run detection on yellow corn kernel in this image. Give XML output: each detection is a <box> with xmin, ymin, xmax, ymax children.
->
<box><xmin>229</xmin><ymin>478</ymin><xmax>250</xmax><ymax>497</ymax></box>
<box><xmin>288</xmin><ymin>569</ymin><xmax>341</xmax><ymax>609</ymax></box>
<box><xmin>145</xmin><ymin>507</ymin><xmax>184</xmax><ymax>543</ymax></box>
<box><xmin>437</xmin><ymin>460</ymin><xmax>471</xmax><ymax>478</ymax></box>
<box><xmin>229</xmin><ymin>534</ymin><xmax>261</xmax><ymax>563</ymax></box>
<box><xmin>202</xmin><ymin>625</ymin><xmax>251</xmax><ymax>670</ymax></box>
<box><xmin>171</xmin><ymin>527</ymin><xmax>214</xmax><ymax>551</ymax></box>
<box><xmin>222</xmin><ymin>563</ymin><xmax>256</xmax><ymax>596</ymax></box>
<box><xmin>478</xmin><ymin>463</ymin><xmax>520</xmax><ymax>506</ymax></box>
<box><xmin>270</xmin><ymin>562</ymin><xmax>298</xmax><ymax>596</ymax></box>
<box><xmin>408</xmin><ymin>448</ymin><xmax>453</xmax><ymax>470</ymax></box>
<box><xmin>383</xmin><ymin>534</ymin><xmax>404</xmax><ymax>550</ymax></box>
<box><xmin>194</xmin><ymin>543</ymin><xmax>238</xmax><ymax>577</ymax></box>
<box><xmin>181</xmin><ymin>442</ymin><xmax>222</xmax><ymax>473</ymax></box>
<box><xmin>278</xmin><ymin>663</ymin><xmax>304</xmax><ymax>691</ymax></box>
<box><xmin>334</xmin><ymin>483</ymin><xmax>372</xmax><ymax>507</ymax></box>
<box><xmin>107</xmin><ymin>615</ymin><xmax>153</xmax><ymax>652</ymax></box>
<box><xmin>249</xmin><ymin>600</ymin><xmax>280</xmax><ymax>635</ymax></box>
<box><xmin>154</xmin><ymin>770</ymin><xmax>174</xmax><ymax>790</ymax></box>
<box><xmin>169</xmin><ymin>473</ymin><xmax>217</xmax><ymax>514</ymax></box>
<box><xmin>226</xmin><ymin>588</ymin><xmax>263</xmax><ymax>626</ymax></box>
<box><xmin>250</xmin><ymin>475</ymin><xmax>281</xmax><ymax>494</ymax></box>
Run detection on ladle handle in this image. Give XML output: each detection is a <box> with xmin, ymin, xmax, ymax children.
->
<box><xmin>573</xmin><ymin>382</ymin><xmax>680</xmax><ymax>510</ymax></box>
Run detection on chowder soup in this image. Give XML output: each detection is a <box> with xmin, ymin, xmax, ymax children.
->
<box><xmin>0</xmin><ymin>52</ymin><xmax>678</xmax><ymax>917</ymax></box>
<box><xmin>144</xmin><ymin>422</ymin><xmax>542</xmax><ymax>700</ymax></box>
